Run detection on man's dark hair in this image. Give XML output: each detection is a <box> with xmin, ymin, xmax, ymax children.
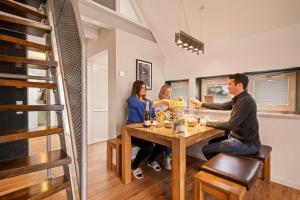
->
<box><xmin>228</xmin><ymin>73</ymin><xmax>249</xmax><ymax>89</ymax></box>
<box><xmin>130</xmin><ymin>80</ymin><xmax>146</xmax><ymax>98</ymax></box>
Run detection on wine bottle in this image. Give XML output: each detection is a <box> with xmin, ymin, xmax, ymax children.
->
<box><xmin>144</xmin><ymin>100</ymin><xmax>151</xmax><ymax>128</ymax></box>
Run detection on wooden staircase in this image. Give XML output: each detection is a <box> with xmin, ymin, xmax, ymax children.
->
<box><xmin>0</xmin><ymin>0</ymin><xmax>75</xmax><ymax>199</ymax></box>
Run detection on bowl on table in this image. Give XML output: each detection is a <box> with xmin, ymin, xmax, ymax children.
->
<box><xmin>163</xmin><ymin>120</ymin><xmax>174</xmax><ymax>128</ymax></box>
<box><xmin>169</xmin><ymin>106</ymin><xmax>185</xmax><ymax>113</ymax></box>
<box><xmin>187</xmin><ymin>120</ymin><xmax>198</xmax><ymax>127</ymax></box>
<box><xmin>169</xmin><ymin>98</ymin><xmax>186</xmax><ymax>113</ymax></box>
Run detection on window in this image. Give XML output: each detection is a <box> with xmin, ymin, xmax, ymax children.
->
<box><xmin>168</xmin><ymin>80</ymin><xmax>189</xmax><ymax>104</ymax></box>
<box><xmin>201</xmin><ymin>78</ymin><xmax>231</xmax><ymax>103</ymax></box>
<box><xmin>197</xmin><ymin>70</ymin><xmax>299</xmax><ymax>114</ymax></box>
<box><xmin>248</xmin><ymin>72</ymin><xmax>296</xmax><ymax>113</ymax></box>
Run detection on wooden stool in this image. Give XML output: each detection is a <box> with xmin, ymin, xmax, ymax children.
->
<box><xmin>245</xmin><ymin>145</ymin><xmax>272</xmax><ymax>182</ymax></box>
<box><xmin>107</xmin><ymin>138</ymin><xmax>122</xmax><ymax>177</ymax></box>
<box><xmin>194</xmin><ymin>153</ymin><xmax>262</xmax><ymax>200</ymax></box>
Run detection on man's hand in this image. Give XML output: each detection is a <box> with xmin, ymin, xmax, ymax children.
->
<box><xmin>199</xmin><ymin>118</ymin><xmax>207</xmax><ymax>126</ymax></box>
<box><xmin>190</xmin><ymin>98</ymin><xmax>202</xmax><ymax>109</ymax></box>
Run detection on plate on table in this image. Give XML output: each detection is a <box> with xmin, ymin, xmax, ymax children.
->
<box><xmin>143</xmin><ymin>121</ymin><xmax>158</xmax><ymax>127</ymax></box>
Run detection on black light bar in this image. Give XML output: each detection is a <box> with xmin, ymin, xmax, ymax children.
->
<box><xmin>175</xmin><ymin>31</ymin><xmax>204</xmax><ymax>55</ymax></box>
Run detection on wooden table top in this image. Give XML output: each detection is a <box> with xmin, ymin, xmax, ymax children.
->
<box><xmin>125</xmin><ymin>123</ymin><xmax>224</xmax><ymax>146</ymax></box>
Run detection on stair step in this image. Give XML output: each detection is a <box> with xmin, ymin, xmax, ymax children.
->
<box><xmin>0</xmin><ymin>126</ymin><xmax>63</xmax><ymax>144</ymax></box>
<box><xmin>0</xmin><ymin>12</ymin><xmax>51</xmax><ymax>37</ymax></box>
<box><xmin>0</xmin><ymin>73</ymin><xmax>52</xmax><ymax>81</ymax></box>
<box><xmin>15</xmin><ymin>0</ymin><xmax>47</xmax><ymax>9</ymax></box>
<box><xmin>0</xmin><ymin>79</ymin><xmax>56</xmax><ymax>89</ymax></box>
<box><xmin>0</xmin><ymin>105</ymin><xmax>64</xmax><ymax>112</ymax></box>
<box><xmin>0</xmin><ymin>34</ymin><xmax>51</xmax><ymax>52</ymax></box>
<box><xmin>0</xmin><ymin>150</ymin><xmax>71</xmax><ymax>179</ymax></box>
<box><xmin>0</xmin><ymin>176</ymin><xmax>69</xmax><ymax>200</ymax></box>
<box><xmin>0</xmin><ymin>55</ymin><xmax>57</xmax><ymax>70</ymax></box>
<box><xmin>0</xmin><ymin>0</ymin><xmax>47</xmax><ymax>22</ymax></box>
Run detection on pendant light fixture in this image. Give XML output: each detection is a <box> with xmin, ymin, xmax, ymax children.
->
<box><xmin>175</xmin><ymin>0</ymin><xmax>204</xmax><ymax>55</ymax></box>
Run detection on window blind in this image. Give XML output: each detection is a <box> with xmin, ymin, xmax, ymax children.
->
<box><xmin>254</xmin><ymin>79</ymin><xmax>289</xmax><ymax>106</ymax></box>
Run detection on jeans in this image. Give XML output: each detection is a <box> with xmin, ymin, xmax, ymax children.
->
<box><xmin>131</xmin><ymin>137</ymin><xmax>165</xmax><ymax>169</ymax></box>
<box><xmin>165</xmin><ymin>148</ymin><xmax>172</xmax><ymax>156</ymax></box>
<box><xmin>202</xmin><ymin>135</ymin><xmax>260</xmax><ymax>160</ymax></box>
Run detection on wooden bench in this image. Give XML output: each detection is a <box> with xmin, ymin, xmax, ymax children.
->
<box><xmin>194</xmin><ymin>153</ymin><xmax>262</xmax><ymax>200</ymax></box>
<box><xmin>107</xmin><ymin>138</ymin><xmax>122</xmax><ymax>177</ymax></box>
<box><xmin>245</xmin><ymin>145</ymin><xmax>272</xmax><ymax>182</ymax></box>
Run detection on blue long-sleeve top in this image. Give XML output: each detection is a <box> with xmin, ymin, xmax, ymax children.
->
<box><xmin>126</xmin><ymin>96</ymin><xmax>156</xmax><ymax>125</ymax></box>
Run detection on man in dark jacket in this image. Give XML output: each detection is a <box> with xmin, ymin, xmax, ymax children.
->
<box><xmin>190</xmin><ymin>73</ymin><xmax>261</xmax><ymax>160</ymax></box>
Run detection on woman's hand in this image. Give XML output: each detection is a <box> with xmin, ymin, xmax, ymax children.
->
<box><xmin>190</xmin><ymin>98</ymin><xmax>202</xmax><ymax>109</ymax></box>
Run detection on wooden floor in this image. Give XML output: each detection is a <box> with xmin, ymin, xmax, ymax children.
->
<box><xmin>0</xmin><ymin>137</ymin><xmax>300</xmax><ymax>200</ymax></box>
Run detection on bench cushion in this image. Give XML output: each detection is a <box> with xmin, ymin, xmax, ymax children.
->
<box><xmin>201</xmin><ymin>153</ymin><xmax>263</xmax><ymax>190</ymax></box>
<box><xmin>246</xmin><ymin>145</ymin><xmax>272</xmax><ymax>161</ymax></box>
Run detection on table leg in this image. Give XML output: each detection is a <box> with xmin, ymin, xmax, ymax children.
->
<box><xmin>122</xmin><ymin>126</ymin><xmax>131</xmax><ymax>184</ymax></box>
<box><xmin>172</xmin><ymin>137</ymin><xmax>186</xmax><ymax>200</ymax></box>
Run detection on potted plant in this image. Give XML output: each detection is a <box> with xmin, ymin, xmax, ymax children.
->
<box><xmin>173</xmin><ymin>116</ymin><xmax>186</xmax><ymax>133</ymax></box>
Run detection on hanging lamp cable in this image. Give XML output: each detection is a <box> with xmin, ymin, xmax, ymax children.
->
<box><xmin>180</xmin><ymin>0</ymin><xmax>190</xmax><ymax>34</ymax></box>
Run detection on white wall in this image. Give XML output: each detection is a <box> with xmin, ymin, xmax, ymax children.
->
<box><xmin>87</xmin><ymin>28</ymin><xmax>165</xmax><ymax>138</ymax></box>
<box><xmin>87</xmin><ymin>29</ymin><xmax>117</xmax><ymax>140</ymax></box>
<box><xmin>115</xmin><ymin>29</ymin><xmax>165</xmax><ymax>134</ymax></box>
<box><xmin>165</xmin><ymin>23</ymin><xmax>300</xmax><ymax>189</ymax></box>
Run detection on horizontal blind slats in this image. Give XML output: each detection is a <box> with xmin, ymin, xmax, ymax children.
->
<box><xmin>255</xmin><ymin>79</ymin><xmax>288</xmax><ymax>105</ymax></box>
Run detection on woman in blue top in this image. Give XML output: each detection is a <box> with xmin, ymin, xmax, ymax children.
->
<box><xmin>127</xmin><ymin>80</ymin><xmax>169</xmax><ymax>179</ymax></box>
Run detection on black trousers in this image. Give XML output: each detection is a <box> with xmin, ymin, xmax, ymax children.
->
<box><xmin>131</xmin><ymin>137</ymin><xmax>165</xmax><ymax>169</ymax></box>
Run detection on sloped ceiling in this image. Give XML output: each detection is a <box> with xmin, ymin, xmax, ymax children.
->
<box><xmin>135</xmin><ymin>0</ymin><xmax>300</xmax><ymax>56</ymax></box>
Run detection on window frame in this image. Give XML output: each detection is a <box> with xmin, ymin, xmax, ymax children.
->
<box><xmin>195</xmin><ymin>67</ymin><xmax>300</xmax><ymax>114</ymax></box>
<box><xmin>165</xmin><ymin>79</ymin><xmax>189</xmax><ymax>103</ymax></box>
<box><xmin>247</xmin><ymin>72</ymin><xmax>296</xmax><ymax>113</ymax></box>
<box><xmin>201</xmin><ymin>77</ymin><xmax>231</xmax><ymax>103</ymax></box>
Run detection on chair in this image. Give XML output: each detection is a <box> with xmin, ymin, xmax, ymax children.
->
<box><xmin>245</xmin><ymin>145</ymin><xmax>272</xmax><ymax>182</ymax></box>
<box><xmin>194</xmin><ymin>153</ymin><xmax>262</xmax><ymax>200</ymax></box>
<box><xmin>107</xmin><ymin>138</ymin><xmax>122</xmax><ymax>177</ymax></box>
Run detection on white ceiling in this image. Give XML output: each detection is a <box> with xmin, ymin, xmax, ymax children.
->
<box><xmin>135</xmin><ymin>0</ymin><xmax>300</xmax><ymax>56</ymax></box>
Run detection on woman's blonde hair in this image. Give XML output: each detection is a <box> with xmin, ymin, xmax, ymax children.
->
<box><xmin>158</xmin><ymin>84</ymin><xmax>171</xmax><ymax>99</ymax></box>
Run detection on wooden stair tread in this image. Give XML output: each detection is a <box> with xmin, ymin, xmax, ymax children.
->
<box><xmin>0</xmin><ymin>55</ymin><xmax>57</xmax><ymax>69</ymax></box>
<box><xmin>0</xmin><ymin>79</ymin><xmax>56</xmax><ymax>89</ymax></box>
<box><xmin>0</xmin><ymin>105</ymin><xmax>64</xmax><ymax>112</ymax></box>
<box><xmin>0</xmin><ymin>176</ymin><xmax>69</xmax><ymax>200</ymax></box>
<box><xmin>0</xmin><ymin>126</ymin><xmax>63</xmax><ymax>144</ymax></box>
<box><xmin>0</xmin><ymin>0</ymin><xmax>47</xmax><ymax>21</ymax></box>
<box><xmin>0</xmin><ymin>34</ymin><xmax>51</xmax><ymax>52</ymax></box>
<box><xmin>0</xmin><ymin>12</ymin><xmax>51</xmax><ymax>37</ymax></box>
<box><xmin>0</xmin><ymin>150</ymin><xmax>71</xmax><ymax>179</ymax></box>
<box><xmin>14</xmin><ymin>0</ymin><xmax>47</xmax><ymax>9</ymax></box>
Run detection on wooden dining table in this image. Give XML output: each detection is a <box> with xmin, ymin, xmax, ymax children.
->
<box><xmin>121</xmin><ymin>123</ymin><xmax>224</xmax><ymax>200</ymax></box>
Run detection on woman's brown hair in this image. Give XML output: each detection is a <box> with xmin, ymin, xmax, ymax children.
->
<box><xmin>130</xmin><ymin>80</ymin><xmax>147</xmax><ymax>99</ymax></box>
<box><xmin>158</xmin><ymin>84</ymin><xmax>171</xmax><ymax>99</ymax></box>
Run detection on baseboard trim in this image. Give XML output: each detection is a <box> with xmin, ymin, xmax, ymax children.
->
<box><xmin>272</xmin><ymin>177</ymin><xmax>300</xmax><ymax>190</ymax></box>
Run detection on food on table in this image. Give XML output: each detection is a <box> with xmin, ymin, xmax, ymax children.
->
<box><xmin>156</xmin><ymin>110</ymin><xmax>168</xmax><ymax>121</ymax></box>
<box><xmin>169</xmin><ymin>97</ymin><xmax>186</xmax><ymax>112</ymax></box>
<box><xmin>186</xmin><ymin>115</ymin><xmax>198</xmax><ymax>127</ymax></box>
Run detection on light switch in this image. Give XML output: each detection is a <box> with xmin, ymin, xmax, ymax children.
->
<box><xmin>119</xmin><ymin>71</ymin><xmax>125</xmax><ymax>77</ymax></box>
